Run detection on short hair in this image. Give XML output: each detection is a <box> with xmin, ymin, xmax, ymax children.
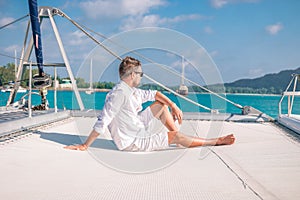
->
<box><xmin>119</xmin><ymin>56</ymin><xmax>141</xmax><ymax>79</ymax></box>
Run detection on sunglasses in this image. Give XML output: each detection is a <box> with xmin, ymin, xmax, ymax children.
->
<box><xmin>134</xmin><ymin>71</ymin><xmax>144</xmax><ymax>77</ymax></box>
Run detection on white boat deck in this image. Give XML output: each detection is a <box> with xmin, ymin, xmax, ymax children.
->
<box><xmin>0</xmin><ymin>113</ymin><xmax>300</xmax><ymax>200</ymax></box>
<box><xmin>277</xmin><ymin>114</ymin><xmax>300</xmax><ymax>135</ymax></box>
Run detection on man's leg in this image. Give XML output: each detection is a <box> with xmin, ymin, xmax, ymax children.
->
<box><xmin>150</xmin><ymin>101</ymin><xmax>235</xmax><ymax>147</ymax></box>
<box><xmin>168</xmin><ymin>131</ymin><xmax>235</xmax><ymax>147</ymax></box>
<box><xmin>150</xmin><ymin>101</ymin><xmax>178</xmax><ymax>132</ymax></box>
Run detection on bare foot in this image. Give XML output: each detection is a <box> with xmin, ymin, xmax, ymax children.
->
<box><xmin>216</xmin><ymin>134</ymin><xmax>235</xmax><ymax>145</ymax></box>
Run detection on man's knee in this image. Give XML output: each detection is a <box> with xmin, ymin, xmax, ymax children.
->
<box><xmin>168</xmin><ymin>131</ymin><xmax>183</xmax><ymax>144</ymax></box>
<box><xmin>151</xmin><ymin>101</ymin><xmax>166</xmax><ymax>108</ymax></box>
<box><xmin>150</xmin><ymin>101</ymin><xmax>169</xmax><ymax>118</ymax></box>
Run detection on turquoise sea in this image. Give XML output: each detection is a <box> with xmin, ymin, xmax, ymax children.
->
<box><xmin>0</xmin><ymin>90</ymin><xmax>299</xmax><ymax>119</ymax></box>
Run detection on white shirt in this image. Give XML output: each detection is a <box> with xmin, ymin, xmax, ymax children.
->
<box><xmin>93</xmin><ymin>81</ymin><xmax>157</xmax><ymax>150</ymax></box>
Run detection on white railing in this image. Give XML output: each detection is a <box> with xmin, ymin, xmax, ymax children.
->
<box><xmin>279</xmin><ymin>74</ymin><xmax>300</xmax><ymax>117</ymax></box>
<box><xmin>28</xmin><ymin>62</ymin><xmax>32</xmax><ymax>118</ymax></box>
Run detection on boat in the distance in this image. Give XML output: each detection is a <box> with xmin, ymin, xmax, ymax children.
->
<box><xmin>177</xmin><ymin>56</ymin><xmax>188</xmax><ymax>95</ymax></box>
<box><xmin>85</xmin><ymin>58</ymin><xmax>94</xmax><ymax>94</ymax></box>
<box><xmin>59</xmin><ymin>79</ymin><xmax>72</xmax><ymax>89</ymax></box>
<box><xmin>1</xmin><ymin>82</ymin><xmax>27</xmax><ymax>93</ymax></box>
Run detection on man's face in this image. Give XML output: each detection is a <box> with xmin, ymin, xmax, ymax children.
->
<box><xmin>132</xmin><ymin>66</ymin><xmax>143</xmax><ymax>87</ymax></box>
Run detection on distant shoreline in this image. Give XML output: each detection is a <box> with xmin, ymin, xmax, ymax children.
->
<box><xmin>41</xmin><ymin>88</ymin><xmax>111</xmax><ymax>92</ymax></box>
<box><xmin>223</xmin><ymin>93</ymin><xmax>281</xmax><ymax>96</ymax></box>
<box><xmin>0</xmin><ymin>86</ymin><xmax>282</xmax><ymax>96</ymax></box>
<box><xmin>171</xmin><ymin>91</ymin><xmax>281</xmax><ymax>96</ymax></box>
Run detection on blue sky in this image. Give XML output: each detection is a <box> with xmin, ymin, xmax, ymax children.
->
<box><xmin>0</xmin><ymin>0</ymin><xmax>299</xmax><ymax>83</ymax></box>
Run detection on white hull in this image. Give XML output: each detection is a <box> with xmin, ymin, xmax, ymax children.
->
<box><xmin>85</xmin><ymin>90</ymin><xmax>94</xmax><ymax>95</ymax></box>
<box><xmin>1</xmin><ymin>88</ymin><xmax>27</xmax><ymax>93</ymax></box>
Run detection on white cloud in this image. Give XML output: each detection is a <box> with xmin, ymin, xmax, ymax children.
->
<box><xmin>80</xmin><ymin>0</ymin><xmax>167</xmax><ymax>19</ymax></box>
<box><xmin>209</xmin><ymin>51</ymin><xmax>218</xmax><ymax>57</ymax></box>
<box><xmin>162</xmin><ymin>14</ymin><xmax>203</xmax><ymax>23</ymax></box>
<box><xmin>4</xmin><ymin>44</ymin><xmax>21</xmax><ymax>53</ymax></box>
<box><xmin>171</xmin><ymin>59</ymin><xmax>189</xmax><ymax>69</ymax></box>
<box><xmin>211</xmin><ymin>0</ymin><xmax>228</xmax><ymax>8</ymax></box>
<box><xmin>265</xmin><ymin>22</ymin><xmax>283</xmax><ymax>35</ymax></box>
<box><xmin>120</xmin><ymin>14</ymin><xmax>203</xmax><ymax>31</ymax></box>
<box><xmin>61</xmin><ymin>0</ymin><xmax>78</xmax><ymax>10</ymax></box>
<box><xmin>68</xmin><ymin>30</ymin><xmax>90</xmax><ymax>45</ymax></box>
<box><xmin>210</xmin><ymin>0</ymin><xmax>260</xmax><ymax>8</ymax></box>
<box><xmin>79</xmin><ymin>0</ymin><xmax>206</xmax><ymax>31</ymax></box>
<box><xmin>204</xmin><ymin>26</ymin><xmax>214</xmax><ymax>34</ymax></box>
<box><xmin>0</xmin><ymin>17</ymin><xmax>15</xmax><ymax>28</ymax></box>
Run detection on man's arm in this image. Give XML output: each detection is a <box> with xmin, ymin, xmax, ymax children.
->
<box><xmin>64</xmin><ymin>130</ymin><xmax>100</xmax><ymax>151</ymax></box>
<box><xmin>155</xmin><ymin>91</ymin><xmax>183</xmax><ymax>124</ymax></box>
<box><xmin>64</xmin><ymin>90</ymin><xmax>125</xmax><ymax>151</ymax></box>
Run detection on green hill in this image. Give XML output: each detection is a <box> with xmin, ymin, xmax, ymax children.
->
<box><xmin>224</xmin><ymin>67</ymin><xmax>300</xmax><ymax>94</ymax></box>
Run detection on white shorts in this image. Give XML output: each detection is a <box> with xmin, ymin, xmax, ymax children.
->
<box><xmin>124</xmin><ymin>107</ymin><xmax>169</xmax><ymax>152</ymax></box>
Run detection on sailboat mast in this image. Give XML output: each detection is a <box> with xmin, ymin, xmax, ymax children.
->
<box><xmin>14</xmin><ymin>49</ymin><xmax>17</xmax><ymax>79</ymax></box>
<box><xmin>181</xmin><ymin>56</ymin><xmax>185</xmax><ymax>85</ymax></box>
<box><xmin>89</xmin><ymin>58</ymin><xmax>93</xmax><ymax>89</ymax></box>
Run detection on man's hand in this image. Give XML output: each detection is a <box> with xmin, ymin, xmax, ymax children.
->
<box><xmin>171</xmin><ymin>103</ymin><xmax>183</xmax><ymax>124</ymax></box>
<box><xmin>154</xmin><ymin>91</ymin><xmax>183</xmax><ymax>124</ymax></box>
<box><xmin>64</xmin><ymin>130</ymin><xmax>99</xmax><ymax>151</ymax></box>
<box><xmin>64</xmin><ymin>144</ymin><xmax>88</xmax><ymax>151</ymax></box>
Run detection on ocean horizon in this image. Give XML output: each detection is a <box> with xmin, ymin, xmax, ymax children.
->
<box><xmin>1</xmin><ymin>90</ymin><xmax>299</xmax><ymax>119</ymax></box>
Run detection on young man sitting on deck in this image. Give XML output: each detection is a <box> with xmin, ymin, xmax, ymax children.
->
<box><xmin>65</xmin><ymin>57</ymin><xmax>235</xmax><ymax>151</ymax></box>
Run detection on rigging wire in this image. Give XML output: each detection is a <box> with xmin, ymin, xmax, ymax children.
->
<box><xmin>145</xmin><ymin>74</ymin><xmax>212</xmax><ymax>111</ymax></box>
<box><xmin>0</xmin><ymin>52</ymin><xmax>27</xmax><ymax>63</ymax></box>
<box><xmin>63</xmin><ymin>14</ymin><xmax>243</xmax><ymax>110</ymax></box>
<box><xmin>0</xmin><ymin>13</ymin><xmax>35</xmax><ymax>67</ymax></box>
<box><xmin>0</xmin><ymin>14</ymin><xmax>29</xmax><ymax>30</ymax></box>
<box><xmin>0</xmin><ymin>52</ymin><xmax>207</xmax><ymax>111</ymax></box>
<box><xmin>55</xmin><ymin>9</ymin><xmax>213</xmax><ymax>112</ymax></box>
<box><xmin>53</xmin><ymin>9</ymin><xmax>122</xmax><ymax>61</ymax></box>
<box><xmin>1</xmin><ymin>9</ymin><xmax>243</xmax><ymax>111</ymax></box>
